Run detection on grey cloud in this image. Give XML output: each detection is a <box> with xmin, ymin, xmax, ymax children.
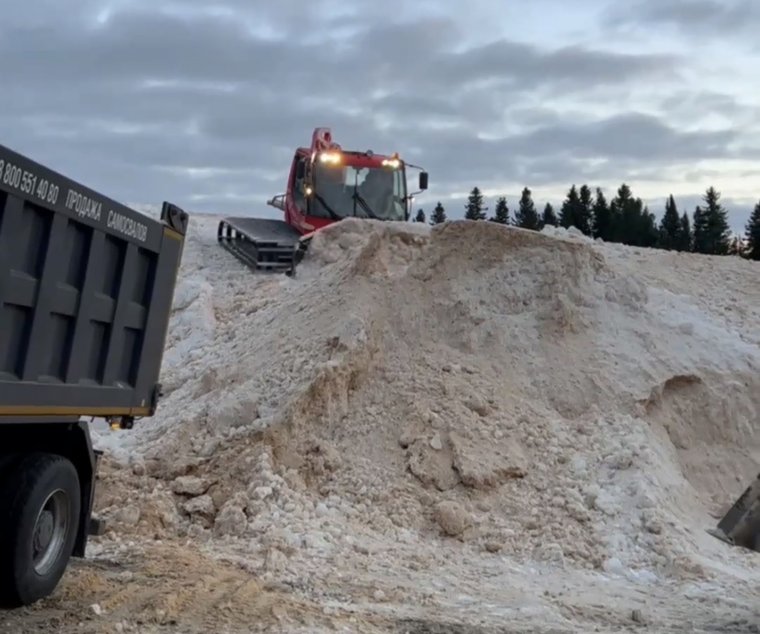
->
<box><xmin>389</xmin><ymin>110</ymin><xmax>737</xmax><ymax>177</ymax></box>
<box><xmin>1</xmin><ymin>7</ymin><xmax>677</xmax><ymax>95</ymax></box>
<box><xmin>1</xmin><ymin>12</ymin><xmax>323</xmax><ymax>87</ymax></box>
<box><xmin>660</xmin><ymin>91</ymin><xmax>753</xmax><ymax>118</ymax></box>
<box><xmin>369</xmin><ymin>94</ymin><xmax>465</xmax><ymax>125</ymax></box>
<box><xmin>446</xmin><ymin>41</ymin><xmax>678</xmax><ymax>91</ymax></box>
<box><xmin>505</xmin><ymin>106</ymin><xmax>568</xmax><ymax>129</ymax></box>
<box><xmin>507</xmin><ymin>112</ymin><xmax>737</xmax><ymax>162</ymax></box>
<box><xmin>377</xmin><ymin>109</ymin><xmax>742</xmax><ymax>201</ymax></box>
<box><xmin>0</xmin><ymin>2</ymin><xmax>748</xmax><ymax>220</ymax></box>
<box><xmin>605</xmin><ymin>0</ymin><xmax>760</xmax><ymax>36</ymax></box>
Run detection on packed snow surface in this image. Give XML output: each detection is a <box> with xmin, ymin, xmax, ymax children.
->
<box><xmin>62</xmin><ymin>216</ymin><xmax>760</xmax><ymax>631</ymax></box>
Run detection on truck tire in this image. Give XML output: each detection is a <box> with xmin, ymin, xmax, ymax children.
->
<box><xmin>0</xmin><ymin>453</ymin><xmax>81</xmax><ymax>607</ymax></box>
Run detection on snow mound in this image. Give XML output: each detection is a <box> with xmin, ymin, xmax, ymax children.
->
<box><xmin>96</xmin><ymin>216</ymin><xmax>760</xmax><ymax>581</ymax></box>
<box><xmin>540</xmin><ymin>223</ymin><xmax>595</xmax><ymax>243</ymax></box>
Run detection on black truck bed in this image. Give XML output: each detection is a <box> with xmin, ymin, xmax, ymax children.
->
<box><xmin>0</xmin><ymin>143</ymin><xmax>188</xmax><ymax>422</ymax></box>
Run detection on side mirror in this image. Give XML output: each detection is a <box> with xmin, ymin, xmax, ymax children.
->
<box><xmin>296</xmin><ymin>161</ymin><xmax>306</xmax><ymax>179</ymax></box>
<box><xmin>419</xmin><ymin>171</ymin><xmax>428</xmax><ymax>190</ymax></box>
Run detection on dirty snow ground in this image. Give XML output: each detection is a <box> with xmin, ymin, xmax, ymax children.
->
<box><xmin>3</xmin><ymin>214</ymin><xmax>760</xmax><ymax>633</ymax></box>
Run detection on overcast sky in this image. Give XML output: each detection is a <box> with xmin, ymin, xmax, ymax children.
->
<box><xmin>2</xmin><ymin>0</ymin><xmax>757</xmax><ymax>231</ymax></box>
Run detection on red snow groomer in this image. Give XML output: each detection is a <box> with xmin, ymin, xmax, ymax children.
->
<box><xmin>217</xmin><ymin>127</ymin><xmax>429</xmax><ymax>274</ymax></box>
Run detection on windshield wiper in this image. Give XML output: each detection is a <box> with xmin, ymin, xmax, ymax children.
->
<box><xmin>352</xmin><ymin>189</ymin><xmax>380</xmax><ymax>219</ymax></box>
<box><xmin>312</xmin><ymin>191</ymin><xmax>342</xmax><ymax>221</ymax></box>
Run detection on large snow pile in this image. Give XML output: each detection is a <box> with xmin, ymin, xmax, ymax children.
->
<box><xmin>94</xmin><ymin>215</ymin><xmax>760</xmax><ymax>584</ymax></box>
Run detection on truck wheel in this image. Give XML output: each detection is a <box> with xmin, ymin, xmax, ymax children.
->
<box><xmin>0</xmin><ymin>453</ymin><xmax>81</xmax><ymax>607</ymax></box>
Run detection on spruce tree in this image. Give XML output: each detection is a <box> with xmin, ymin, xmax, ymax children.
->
<box><xmin>606</xmin><ymin>184</ymin><xmax>654</xmax><ymax>247</ymax></box>
<box><xmin>658</xmin><ymin>195</ymin><xmax>680</xmax><ymax>250</ymax></box>
<box><xmin>704</xmin><ymin>186</ymin><xmax>731</xmax><ymax>255</ymax></box>
<box><xmin>676</xmin><ymin>211</ymin><xmax>692</xmax><ymax>251</ymax></box>
<box><xmin>465</xmin><ymin>187</ymin><xmax>487</xmax><ymax>220</ymax></box>
<box><xmin>414</xmin><ymin>208</ymin><xmax>426</xmax><ymax>223</ymax></box>
<box><xmin>604</xmin><ymin>183</ymin><xmax>655</xmax><ymax>247</ymax></box>
<box><xmin>639</xmin><ymin>205</ymin><xmax>659</xmax><ymax>248</ymax></box>
<box><xmin>692</xmin><ymin>205</ymin><xmax>706</xmax><ymax>253</ymax></box>
<box><xmin>429</xmin><ymin>201</ymin><xmax>447</xmax><ymax>225</ymax></box>
<box><xmin>559</xmin><ymin>185</ymin><xmax>582</xmax><ymax>229</ymax></box>
<box><xmin>609</xmin><ymin>184</ymin><xmax>635</xmax><ymax>243</ymax></box>
<box><xmin>541</xmin><ymin>203</ymin><xmax>558</xmax><ymax>228</ymax></box>
<box><xmin>491</xmin><ymin>196</ymin><xmax>509</xmax><ymax>224</ymax></box>
<box><xmin>621</xmin><ymin>195</ymin><xmax>645</xmax><ymax>245</ymax></box>
<box><xmin>577</xmin><ymin>184</ymin><xmax>594</xmax><ymax>236</ymax></box>
<box><xmin>693</xmin><ymin>187</ymin><xmax>730</xmax><ymax>254</ymax></box>
<box><xmin>608</xmin><ymin>199</ymin><xmax>620</xmax><ymax>242</ymax></box>
<box><xmin>513</xmin><ymin>187</ymin><xmax>540</xmax><ymax>230</ymax></box>
<box><xmin>744</xmin><ymin>200</ymin><xmax>760</xmax><ymax>260</ymax></box>
<box><xmin>622</xmin><ymin>196</ymin><xmax>643</xmax><ymax>245</ymax></box>
<box><xmin>592</xmin><ymin>188</ymin><xmax>612</xmax><ymax>241</ymax></box>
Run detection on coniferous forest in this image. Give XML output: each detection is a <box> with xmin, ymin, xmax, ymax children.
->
<box><xmin>413</xmin><ymin>183</ymin><xmax>760</xmax><ymax>261</ymax></box>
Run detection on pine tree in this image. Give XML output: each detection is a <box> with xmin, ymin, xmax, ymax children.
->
<box><xmin>576</xmin><ymin>184</ymin><xmax>594</xmax><ymax>236</ymax></box>
<box><xmin>704</xmin><ymin>186</ymin><xmax>731</xmax><ymax>255</ymax></box>
<box><xmin>676</xmin><ymin>211</ymin><xmax>692</xmax><ymax>252</ymax></box>
<box><xmin>605</xmin><ymin>183</ymin><xmax>655</xmax><ymax>247</ymax></box>
<box><xmin>621</xmin><ymin>197</ymin><xmax>644</xmax><ymax>245</ymax></box>
<box><xmin>429</xmin><ymin>201</ymin><xmax>447</xmax><ymax>225</ymax></box>
<box><xmin>491</xmin><ymin>196</ymin><xmax>509</xmax><ymax>224</ymax></box>
<box><xmin>465</xmin><ymin>187</ymin><xmax>487</xmax><ymax>220</ymax></box>
<box><xmin>639</xmin><ymin>205</ymin><xmax>659</xmax><ymax>248</ymax></box>
<box><xmin>745</xmin><ymin>201</ymin><xmax>760</xmax><ymax>260</ymax></box>
<box><xmin>693</xmin><ymin>187</ymin><xmax>730</xmax><ymax>254</ymax></box>
<box><xmin>692</xmin><ymin>205</ymin><xmax>706</xmax><ymax>253</ymax></box>
<box><xmin>513</xmin><ymin>187</ymin><xmax>540</xmax><ymax>230</ymax></box>
<box><xmin>592</xmin><ymin>188</ymin><xmax>612</xmax><ymax>241</ymax></box>
<box><xmin>541</xmin><ymin>203</ymin><xmax>558</xmax><ymax>228</ymax></box>
<box><xmin>609</xmin><ymin>183</ymin><xmax>635</xmax><ymax>243</ymax></box>
<box><xmin>658</xmin><ymin>195</ymin><xmax>680</xmax><ymax>250</ymax></box>
<box><xmin>608</xmin><ymin>199</ymin><xmax>620</xmax><ymax>242</ymax></box>
<box><xmin>559</xmin><ymin>185</ymin><xmax>582</xmax><ymax>229</ymax></box>
<box><xmin>414</xmin><ymin>208</ymin><xmax>426</xmax><ymax>223</ymax></box>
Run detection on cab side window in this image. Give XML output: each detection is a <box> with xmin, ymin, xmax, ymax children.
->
<box><xmin>292</xmin><ymin>157</ymin><xmax>308</xmax><ymax>212</ymax></box>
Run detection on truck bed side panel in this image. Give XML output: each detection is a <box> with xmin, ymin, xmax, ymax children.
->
<box><xmin>0</xmin><ymin>144</ymin><xmax>186</xmax><ymax>419</ymax></box>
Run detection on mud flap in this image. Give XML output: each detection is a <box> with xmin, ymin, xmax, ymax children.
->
<box><xmin>88</xmin><ymin>516</ymin><xmax>106</xmax><ymax>536</ymax></box>
<box><xmin>708</xmin><ymin>473</ymin><xmax>760</xmax><ymax>551</ymax></box>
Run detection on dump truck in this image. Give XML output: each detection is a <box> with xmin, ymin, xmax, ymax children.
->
<box><xmin>0</xmin><ymin>143</ymin><xmax>188</xmax><ymax>607</ymax></box>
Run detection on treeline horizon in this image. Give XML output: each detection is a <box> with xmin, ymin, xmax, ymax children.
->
<box><xmin>413</xmin><ymin>183</ymin><xmax>760</xmax><ymax>261</ymax></box>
